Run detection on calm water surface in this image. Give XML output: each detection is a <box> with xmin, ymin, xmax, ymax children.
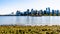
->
<box><xmin>0</xmin><ymin>16</ymin><xmax>60</xmax><ymax>25</ymax></box>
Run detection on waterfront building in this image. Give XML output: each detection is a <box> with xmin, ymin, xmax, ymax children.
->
<box><xmin>34</xmin><ymin>10</ymin><xmax>38</xmax><ymax>15</ymax></box>
<box><xmin>46</xmin><ymin>7</ymin><xmax>50</xmax><ymax>15</ymax></box>
<box><xmin>44</xmin><ymin>10</ymin><xmax>46</xmax><ymax>14</ymax></box>
<box><xmin>24</xmin><ymin>11</ymin><xmax>27</xmax><ymax>15</ymax></box>
<box><xmin>25</xmin><ymin>9</ymin><xmax>30</xmax><ymax>15</ymax></box>
<box><xmin>52</xmin><ymin>10</ymin><xmax>55</xmax><ymax>16</ymax></box>
<box><xmin>16</xmin><ymin>10</ymin><xmax>21</xmax><ymax>16</ymax></box>
<box><xmin>54</xmin><ymin>10</ymin><xmax>57</xmax><ymax>16</ymax></box>
<box><xmin>31</xmin><ymin>9</ymin><xmax>35</xmax><ymax>15</ymax></box>
<box><xmin>23</xmin><ymin>9</ymin><xmax>30</xmax><ymax>15</ymax></box>
<box><xmin>31</xmin><ymin>9</ymin><xmax>33</xmax><ymax>14</ymax></box>
<box><xmin>38</xmin><ymin>10</ymin><xmax>41</xmax><ymax>15</ymax></box>
<box><xmin>40</xmin><ymin>10</ymin><xmax>43</xmax><ymax>15</ymax></box>
<box><xmin>56</xmin><ymin>10</ymin><xmax>59</xmax><ymax>16</ymax></box>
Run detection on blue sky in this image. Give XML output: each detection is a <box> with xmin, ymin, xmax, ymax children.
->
<box><xmin>0</xmin><ymin>0</ymin><xmax>60</xmax><ymax>14</ymax></box>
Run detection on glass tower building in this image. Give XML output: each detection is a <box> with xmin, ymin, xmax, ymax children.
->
<box><xmin>46</xmin><ymin>7</ymin><xmax>50</xmax><ymax>15</ymax></box>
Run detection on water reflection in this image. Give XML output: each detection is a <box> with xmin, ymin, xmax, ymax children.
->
<box><xmin>0</xmin><ymin>16</ymin><xmax>60</xmax><ymax>25</ymax></box>
<box><xmin>26</xmin><ymin>16</ymin><xmax>29</xmax><ymax>24</ymax></box>
<box><xmin>15</xmin><ymin>16</ymin><xmax>20</xmax><ymax>25</ymax></box>
<box><xmin>50</xmin><ymin>16</ymin><xmax>60</xmax><ymax>25</ymax></box>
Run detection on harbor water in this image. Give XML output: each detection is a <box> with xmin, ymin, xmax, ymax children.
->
<box><xmin>0</xmin><ymin>16</ymin><xmax>60</xmax><ymax>26</ymax></box>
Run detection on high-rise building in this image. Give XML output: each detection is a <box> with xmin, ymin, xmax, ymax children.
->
<box><xmin>38</xmin><ymin>10</ymin><xmax>41</xmax><ymax>15</ymax></box>
<box><xmin>24</xmin><ymin>9</ymin><xmax>30</xmax><ymax>15</ymax></box>
<box><xmin>31</xmin><ymin>9</ymin><xmax>35</xmax><ymax>15</ymax></box>
<box><xmin>31</xmin><ymin>9</ymin><xmax>34</xmax><ymax>14</ymax></box>
<box><xmin>56</xmin><ymin>10</ymin><xmax>59</xmax><ymax>16</ymax></box>
<box><xmin>44</xmin><ymin>10</ymin><xmax>46</xmax><ymax>14</ymax></box>
<box><xmin>46</xmin><ymin>7</ymin><xmax>50</xmax><ymax>15</ymax></box>
<box><xmin>40</xmin><ymin>10</ymin><xmax>43</xmax><ymax>15</ymax></box>
<box><xmin>26</xmin><ymin>9</ymin><xmax>30</xmax><ymax>15</ymax></box>
<box><xmin>52</xmin><ymin>10</ymin><xmax>54</xmax><ymax>16</ymax></box>
<box><xmin>34</xmin><ymin>10</ymin><xmax>37</xmax><ymax>15</ymax></box>
<box><xmin>16</xmin><ymin>10</ymin><xmax>21</xmax><ymax>16</ymax></box>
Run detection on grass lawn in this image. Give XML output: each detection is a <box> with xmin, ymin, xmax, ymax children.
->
<box><xmin>0</xmin><ymin>25</ymin><xmax>60</xmax><ymax>34</ymax></box>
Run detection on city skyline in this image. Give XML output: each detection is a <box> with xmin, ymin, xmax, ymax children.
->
<box><xmin>0</xmin><ymin>0</ymin><xmax>60</xmax><ymax>14</ymax></box>
<box><xmin>0</xmin><ymin>7</ymin><xmax>59</xmax><ymax>16</ymax></box>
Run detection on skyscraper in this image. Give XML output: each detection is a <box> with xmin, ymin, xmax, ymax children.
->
<box><xmin>31</xmin><ymin>9</ymin><xmax>33</xmax><ymax>14</ymax></box>
<box><xmin>52</xmin><ymin>10</ymin><xmax>54</xmax><ymax>16</ymax></box>
<box><xmin>26</xmin><ymin>9</ymin><xmax>30</xmax><ymax>15</ymax></box>
<box><xmin>38</xmin><ymin>10</ymin><xmax>41</xmax><ymax>15</ymax></box>
<box><xmin>56</xmin><ymin>10</ymin><xmax>59</xmax><ymax>16</ymax></box>
<box><xmin>31</xmin><ymin>9</ymin><xmax>34</xmax><ymax>15</ymax></box>
<box><xmin>44</xmin><ymin>10</ymin><xmax>46</xmax><ymax>14</ymax></box>
<box><xmin>40</xmin><ymin>10</ymin><xmax>43</xmax><ymax>15</ymax></box>
<box><xmin>46</xmin><ymin>7</ymin><xmax>50</xmax><ymax>15</ymax></box>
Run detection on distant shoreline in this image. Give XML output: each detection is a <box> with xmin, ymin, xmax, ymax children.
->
<box><xmin>0</xmin><ymin>24</ymin><xmax>59</xmax><ymax>26</ymax></box>
<box><xmin>0</xmin><ymin>14</ymin><xmax>59</xmax><ymax>17</ymax></box>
